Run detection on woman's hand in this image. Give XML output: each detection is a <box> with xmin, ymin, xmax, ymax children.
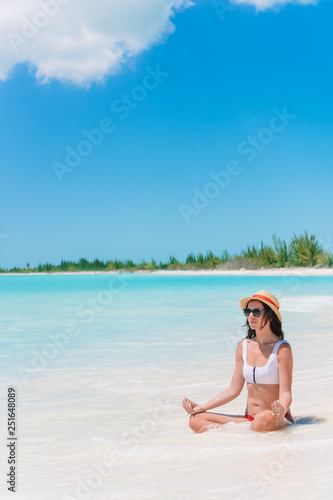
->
<box><xmin>271</xmin><ymin>400</ymin><xmax>285</xmax><ymax>424</ymax></box>
<box><xmin>182</xmin><ymin>397</ymin><xmax>205</xmax><ymax>415</ymax></box>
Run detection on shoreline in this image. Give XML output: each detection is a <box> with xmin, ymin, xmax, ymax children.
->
<box><xmin>1</xmin><ymin>267</ymin><xmax>333</xmax><ymax>276</ymax></box>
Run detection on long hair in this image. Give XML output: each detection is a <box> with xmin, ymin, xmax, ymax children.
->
<box><xmin>243</xmin><ymin>301</ymin><xmax>284</xmax><ymax>339</ymax></box>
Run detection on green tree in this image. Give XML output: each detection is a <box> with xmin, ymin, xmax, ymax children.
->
<box><xmin>272</xmin><ymin>235</ymin><xmax>289</xmax><ymax>267</ymax></box>
<box><xmin>93</xmin><ymin>258</ymin><xmax>105</xmax><ymax>269</ymax></box>
<box><xmin>242</xmin><ymin>245</ymin><xmax>259</xmax><ymax>260</ymax></box>
<box><xmin>196</xmin><ymin>252</ymin><xmax>204</xmax><ymax>264</ymax></box>
<box><xmin>258</xmin><ymin>241</ymin><xmax>277</xmax><ymax>267</ymax></box>
<box><xmin>289</xmin><ymin>231</ymin><xmax>324</xmax><ymax>266</ymax></box>
<box><xmin>186</xmin><ymin>252</ymin><xmax>197</xmax><ymax>264</ymax></box>
<box><xmin>319</xmin><ymin>252</ymin><xmax>333</xmax><ymax>267</ymax></box>
<box><xmin>124</xmin><ymin>259</ymin><xmax>135</xmax><ymax>269</ymax></box>
<box><xmin>204</xmin><ymin>250</ymin><xmax>220</xmax><ymax>268</ymax></box>
<box><xmin>158</xmin><ymin>260</ymin><xmax>168</xmax><ymax>269</ymax></box>
<box><xmin>204</xmin><ymin>250</ymin><xmax>215</xmax><ymax>262</ymax></box>
<box><xmin>114</xmin><ymin>259</ymin><xmax>125</xmax><ymax>269</ymax></box>
<box><xmin>168</xmin><ymin>255</ymin><xmax>179</xmax><ymax>265</ymax></box>
<box><xmin>78</xmin><ymin>258</ymin><xmax>89</xmax><ymax>270</ymax></box>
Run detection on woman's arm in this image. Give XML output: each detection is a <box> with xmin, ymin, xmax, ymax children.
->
<box><xmin>276</xmin><ymin>343</ymin><xmax>293</xmax><ymax>411</ymax></box>
<box><xmin>182</xmin><ymin>341</ymin><xmax>245</xmax><ymax>414</ymax></box>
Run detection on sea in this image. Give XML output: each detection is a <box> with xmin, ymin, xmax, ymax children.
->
<box><xmin>0</xmin><ymin>273</ymin><xmax>332</xmax><ymax>500</ymax></box>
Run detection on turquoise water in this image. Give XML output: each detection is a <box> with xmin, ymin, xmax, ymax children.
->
<box><xmin>2</xmin><ymin>273</ymin><xmax>333</xmax><ymax>371</ymax></box>
<box><xmin>0</xmin><ymin>273</ymin><xmax>333</xmax><ymax>499</ymax></box>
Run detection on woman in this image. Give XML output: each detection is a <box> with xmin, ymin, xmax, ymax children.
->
<box><xmin>182</xmin><ymin>290</ymin><xmax>293</xmax><ymax>432</ymax></box>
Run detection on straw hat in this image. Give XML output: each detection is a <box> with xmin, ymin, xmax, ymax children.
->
<box><xmin>240</xmin><ymin>290</ymin><xmax>282</xmax><ymax>323</ymax></box>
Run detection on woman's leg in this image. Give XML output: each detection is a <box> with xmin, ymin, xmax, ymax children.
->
<box><xmin>189</xmin><ymin>412</ymin><xmax>248</xmax><ymax>433</ymax></box>
<box><xmin>250</xmin><ymin>410</ymin><xmax>288</xmax><ymax>432</ymax></box>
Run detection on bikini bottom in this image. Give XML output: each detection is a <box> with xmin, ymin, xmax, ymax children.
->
<box><xmin>245</xmin><ymin>411</ymin><xmax>294</xmax><ymax>423</ymax></box>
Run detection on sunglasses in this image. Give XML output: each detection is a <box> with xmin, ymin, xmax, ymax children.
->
<box><xmin>243</xmin><ymin>308</ymin><xmax>265</xmax><ymax>317</ymax></box>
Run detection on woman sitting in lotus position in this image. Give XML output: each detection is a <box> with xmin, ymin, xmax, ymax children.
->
<box><xmin>182</xmin><ymin>290</ymin><xmax>294</xmax><ymax>432</ymax></box>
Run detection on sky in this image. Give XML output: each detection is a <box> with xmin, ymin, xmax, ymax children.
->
<box><xmin>0</xmin><ymin>0</ymin><xmax>332</xmax><ymax>268</ymax></box>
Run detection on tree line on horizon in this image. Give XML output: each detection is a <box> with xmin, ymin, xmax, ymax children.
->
<box><xmin>1</xmin><ymin>232</ymin><xmax>332</xmax><ymax>273</ymax></box>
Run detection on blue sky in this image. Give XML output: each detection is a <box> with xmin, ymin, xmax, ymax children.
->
<box><xmin>0</xmin><ymin>0</ymin><xmax>332</xmax><ymax>268</ymax></box>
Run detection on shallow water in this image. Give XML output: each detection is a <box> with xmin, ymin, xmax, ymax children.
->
<box><xmin>0</xmin><ymin>274</ymin><xmax>332</xmax><ymax>499</ymax></box>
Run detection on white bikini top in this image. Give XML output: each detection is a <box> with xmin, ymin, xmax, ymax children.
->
<box><xmin>242</xmin><ymin>339</ymin><xmax>289</xmax><ymax>385</ymax></box>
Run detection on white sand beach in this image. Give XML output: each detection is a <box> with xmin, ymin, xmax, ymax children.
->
<box><xmin>2</xmin><ymin>267</ymin><xmax>333</xmax><ymax>277</ymax></box>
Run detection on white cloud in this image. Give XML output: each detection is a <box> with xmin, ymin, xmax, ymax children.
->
<box><xmin>0</xmin><ymin>0</ymin><xmax>193</xmax><ymax>86</ymax></box>
<box><xmin>0</xmin><ymin>0</ymin><xmax>321</xmax><ymax>86</ymax></box>
<box><xmin>230</xmin><ymin>0</ymin><xmax>320</xmax><ymax>11</ymax></box>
